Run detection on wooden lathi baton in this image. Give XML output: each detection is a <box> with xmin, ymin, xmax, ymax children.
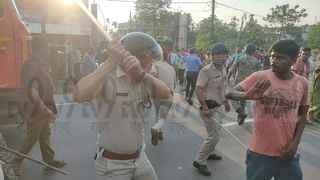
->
<box><xmin>210</xmin><ymin>116</ymin><xmax>248</xmax><ymax>149</ymax></box>
<box><xmin>0</xmin><ymin>145</ymin><xmax>67</xmax><ymax>175</ymax></box>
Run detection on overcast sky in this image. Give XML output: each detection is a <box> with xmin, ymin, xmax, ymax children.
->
<box><xmin>91</xmin><ymin>0</ymin><xmax>319</xmax><ymax>27</ymax></box>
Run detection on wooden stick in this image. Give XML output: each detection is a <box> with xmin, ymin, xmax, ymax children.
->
<box><xmin>0</xmin><ymin>145</ymin><xmax>68</xmax><ymax>175</ymax></box>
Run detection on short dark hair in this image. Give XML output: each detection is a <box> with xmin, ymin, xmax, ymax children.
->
<box><xmin>189</xmin><ymin>48</ymin><xmax>195</xmax><ymax>54</ymax></box>
<box><xmin>269</xmin><ymin>39</ymin><xmax>300</xmax><ymax>59</ymax></box>
<box><xmin>244</xmin><ymin>43</ymin><xmax>256</xmax><ymax>56</ymax></box>
<box><xmin>301</xmin><ymin>47</ymin><xmax>311</xmax><ymax>53</ymax></box>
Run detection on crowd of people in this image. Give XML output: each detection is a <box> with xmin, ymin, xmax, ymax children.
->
<box><xmin>0</xmin><ymin>31</ymin><xmax>319</xmax><ymax>180</ymax></box>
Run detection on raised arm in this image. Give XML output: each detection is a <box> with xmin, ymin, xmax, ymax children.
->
<box><xmin>227</xmin><ymin>61</ymin><xmax>239</xmax><ymax>81</ymax></box>
<box><xmin>143</xmin><ymin>73</ymin><xmax>171</xmax><ymax>99</ymax></box>
<box><xmin>73</xmin><ymin>41</ymin><xmax>130</xmax><ymax>102</ymax></box>
<box><xmin>73</xmin><ymin>61</ymin><xmax>116</xmax><ymax>102</ymax></box>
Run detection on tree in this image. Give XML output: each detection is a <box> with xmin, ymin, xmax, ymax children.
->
<box><xmin>195</xmin><ymin>33</ymin><xmax>211</xmax><ymax>51</ymax></box>
<box><xmin>194</xmin><ymin>16</ymin><xmax>232</xmax><ymax>51</ymax></box>
<box><xmin>241</xmin><ymin>15</ymin><xmax>266</xmax><ymax>48</ymax></box>
<box><xmin>229</xmin><ymin>16</ymin><xmax>239</xmax><ymax>31</ymax></box>
<box><xmin>264</xmin><ymin>4</ymin><xmax>307</xmax><ymax>38</ymax></box>
<box><xmin>307</xmin><ymin>24</ymin><xmax>320</xmax><ymax>49</ymax></box>
<box><xmin>185</xmin><ymin>13</ymin><xmax>196</xmax><ymax>48</ymax></box>
<box><xmin>135</xmin><ymin>0</ymin><xmax>172</xmax><ymax>36</ymax></box>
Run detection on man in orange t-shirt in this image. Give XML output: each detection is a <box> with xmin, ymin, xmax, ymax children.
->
<box><xmin>292</xmin><ymin>47</ymin><xmax>311</xmax><ymax>79</ymax></box>
<box><xmin>226</xmin><ymin>39</ymin><xmax>308</xmax><ymax>180</ymax></box>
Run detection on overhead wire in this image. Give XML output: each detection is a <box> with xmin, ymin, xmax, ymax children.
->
<box><xmin>100</xmin><ymin>0</ymin><xmax>266</xmax><ymax>19</ymax></box>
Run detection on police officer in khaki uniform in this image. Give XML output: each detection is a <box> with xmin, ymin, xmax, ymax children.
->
<box><xmin>150</xmin><ymin>49</ymin><xmax>176</xmax><ymax>145</ymax></box>
<box><xmin>193</xmin><ymin>43</ymin><xmax>231</xmax><ymax>176</ymax></box>
<box><xmin>73</xmin><ymin>32</ymin><xmax>171</xmax><ymax>180</ymax></box>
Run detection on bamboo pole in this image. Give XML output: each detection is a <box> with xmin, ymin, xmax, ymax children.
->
<box><xmin>0</xmin><ymin>145</ymin><xmax>67</xmax><ymax>175</ymax></box>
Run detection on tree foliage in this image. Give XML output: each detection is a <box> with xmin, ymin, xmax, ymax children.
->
<box><xmin>195</xmin><ymin>33</ymin><xmax>211</xmax><ymax>52</ymax></box>
<box><xmin>307</xmin><ymin>24</ymin><xmax>320</xmax><ymax>49</ymax></box>
<box><xmin>264</xmin><ymin>4</ymin><xmax>307</xmax><ymax>37</ymax></box>
<box><xmin>241</xmin><ymin>15</ymin><xmax>265</xmax><ymax>48</ymax></box>
<box><xmin>194</xmin><ymin>16</ymin><xmax>239</xmax><ymax>52</ymax></box>
<box><xmin>135</xmin><ymin>0</ymin><xmax>172</xmax><ymax>36</ymax></box>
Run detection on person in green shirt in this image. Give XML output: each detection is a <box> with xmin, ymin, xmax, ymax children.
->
<box><xmin>308</xmin><ymin>64</ymin><xmax>320</xmax><ymax>122</ymax></box>
<box><xmin>176</xmin><ymin>50</ymin><xmax>186</xmax><ymax>86</ymax></box>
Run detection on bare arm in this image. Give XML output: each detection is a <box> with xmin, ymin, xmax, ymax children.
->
<box><xmin>225</xmin><ymin>85</ymin><xmax>247</xmax><ymax>100</ymax></box>
<box><xmin>225</xmin><ymin>79</ymin><xmax>271</xmax><ymax>101</ymax></box>
<box><xmin>143</xmin><ymin>73</ymin><xmax>171</xmax><ymax>99</ymax></box>
<box><xmin>293</xmin><ymin>105</ymin><xmax>308</xmax><ymax>144</ymax></box>
<box><xmin>73</xmin><ymin>61</ymin><xmax>117</xmax><ymax>102</ymax></box>
<box><xmin>227</xmin><ymin>61</ymin><xmax>238</xmax><ymax>81</ymax></box>
<box><xmin>281</xmin><ymin>105</ymin><xmax>308</xmax><ymax>160</ymax></box>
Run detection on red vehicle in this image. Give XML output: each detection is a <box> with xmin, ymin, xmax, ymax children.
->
<box><xmin>0</xmin><ymin>0</ymin><xmax>32</xmax><ymax>124</ymax></box>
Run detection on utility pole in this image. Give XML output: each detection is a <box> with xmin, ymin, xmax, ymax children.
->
<box><xmin>40</xmin><ymin>8</ymin><xmax>48</xmax><ymax>59</ymax></box>
<box><xmin>211</xmin><ymin>0</ymin><xmax>215</xmax><ymax>43</ymax></box>
<box><xmin>91</xmin><ymin>3</ymin><xmax>98</xmax><ymax>46</ymax></box>
<box><xmin>130</xmin><ymin>11</ymin><xmax>133</xmax><ymax>32</ymax></box>
<box><xmin>235</xmin><ymin>13</ymin><xmax>246</xmax><ymax>50</ymax></box>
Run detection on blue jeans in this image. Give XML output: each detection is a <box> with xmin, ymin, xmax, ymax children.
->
<box><xmin>246</xmin><ymin>150</ymin><xmax>302</xmax><ymax>180</ymax></box>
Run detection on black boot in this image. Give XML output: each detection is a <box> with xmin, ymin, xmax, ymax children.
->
<box><xmin>237</xmin><ymin>112</ymin><xmax>247</xmax><ymax>125</ymax></box>
<box><xmin>193</xmin><ymin>161</ymin><xmax>211</xmax><ymax>176</ymax></box>
<box><xmin>207</xmin><ymin>153</ymin><xmax>222</xmax><ymax>160</ymax></box>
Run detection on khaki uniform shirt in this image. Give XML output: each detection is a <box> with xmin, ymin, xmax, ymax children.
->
<box><xmin>93</xmin><ymin>66</ymin><xmax>150</xmax><ymax>154</ymax></box>
<box><xmin>196</xmin><ymin>63</ymin><xmax>227</xmax><ymax>104</ymax></box>
<box><xmin>150</xmin><ymin>61</ymin><xmax>175</xmax><ymax>90</ymax></box>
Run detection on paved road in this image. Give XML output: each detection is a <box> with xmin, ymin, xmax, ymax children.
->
<box><xmin>2</xmin><ymin>93</ymin><xmax>320</xmax><ymax>180</ymax></box>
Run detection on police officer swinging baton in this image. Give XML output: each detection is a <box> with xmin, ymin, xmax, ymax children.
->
<box><xmin>0</xmin><ymin>145</ymin><xmax>67</xmax><ymax>175</ymax></box>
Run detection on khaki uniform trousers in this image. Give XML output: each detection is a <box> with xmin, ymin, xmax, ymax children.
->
<box><xmin>95</xmin><ymin>151</ymin><xmax>158</xmax><ymax>180</ymax></box>
<box><xmin>195</xmin><ymin>107</ymin><xmax>223</xmax><ymax>165</ymax></box>
<box><xmin>15</xmin><ymin>118</ymin><xmax>55</xmax><ymax>164</ymax></box>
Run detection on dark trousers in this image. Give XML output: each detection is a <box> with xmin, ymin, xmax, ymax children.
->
<box><xmin>178</xmin><ymin>69</ymin><xmax>185</xmax><ymax>85</ymax></box>
<box><xmin>185</xmin><ymin>71</ymin><xmax>198</xmax><ymax>99</ymax></box>
<box><xmin>246</xmin><ymin>150</ymin><xmax>302</xmax><ymax>180</ymax></box>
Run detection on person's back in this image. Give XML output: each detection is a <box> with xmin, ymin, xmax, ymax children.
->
<box><xmin>176</xmin><ymin>54</ymin><xmax>186</xmax><ymax>70</ymax></box>
<box><xmin>262</xmin><ymin>54</ymin><xmax>270</xmax><ymax>70</ymax></box>
<box><xmin>183</xmin><ymin>49</ymin><xmax>202</xmax><ymax>105</ymax></box>
<box><xmin>150</xmin><ymin>59</ymin><xmax>175</xmax><ymax>146</ymax></box>
<box><xmin>234</xmin><ymin>54</ymin><xmax>260</xmax><ymax>84</ymax></box>
<box><xmin>184</xmin><ymin>53</ymin><xmax>202</xmax><ymax>72</ymax></box>
<box><xmin>20</xmin><ymin>56</ymin><xmax>57</xmax><ymax>120</ymax></box>
<box><xmin>151</xmin><ymin>61</ymin><xmax>175</xmax><ymax>90</ymax></box>
<box><xmin>14</xmin><ymin>39</ymin><xmax>65</xmax><ymax>176</ymax></box>
<box><xmin>169</xmin><ymin>52</ymin><xmax>178</xmax><ymax>67</ymax></box>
